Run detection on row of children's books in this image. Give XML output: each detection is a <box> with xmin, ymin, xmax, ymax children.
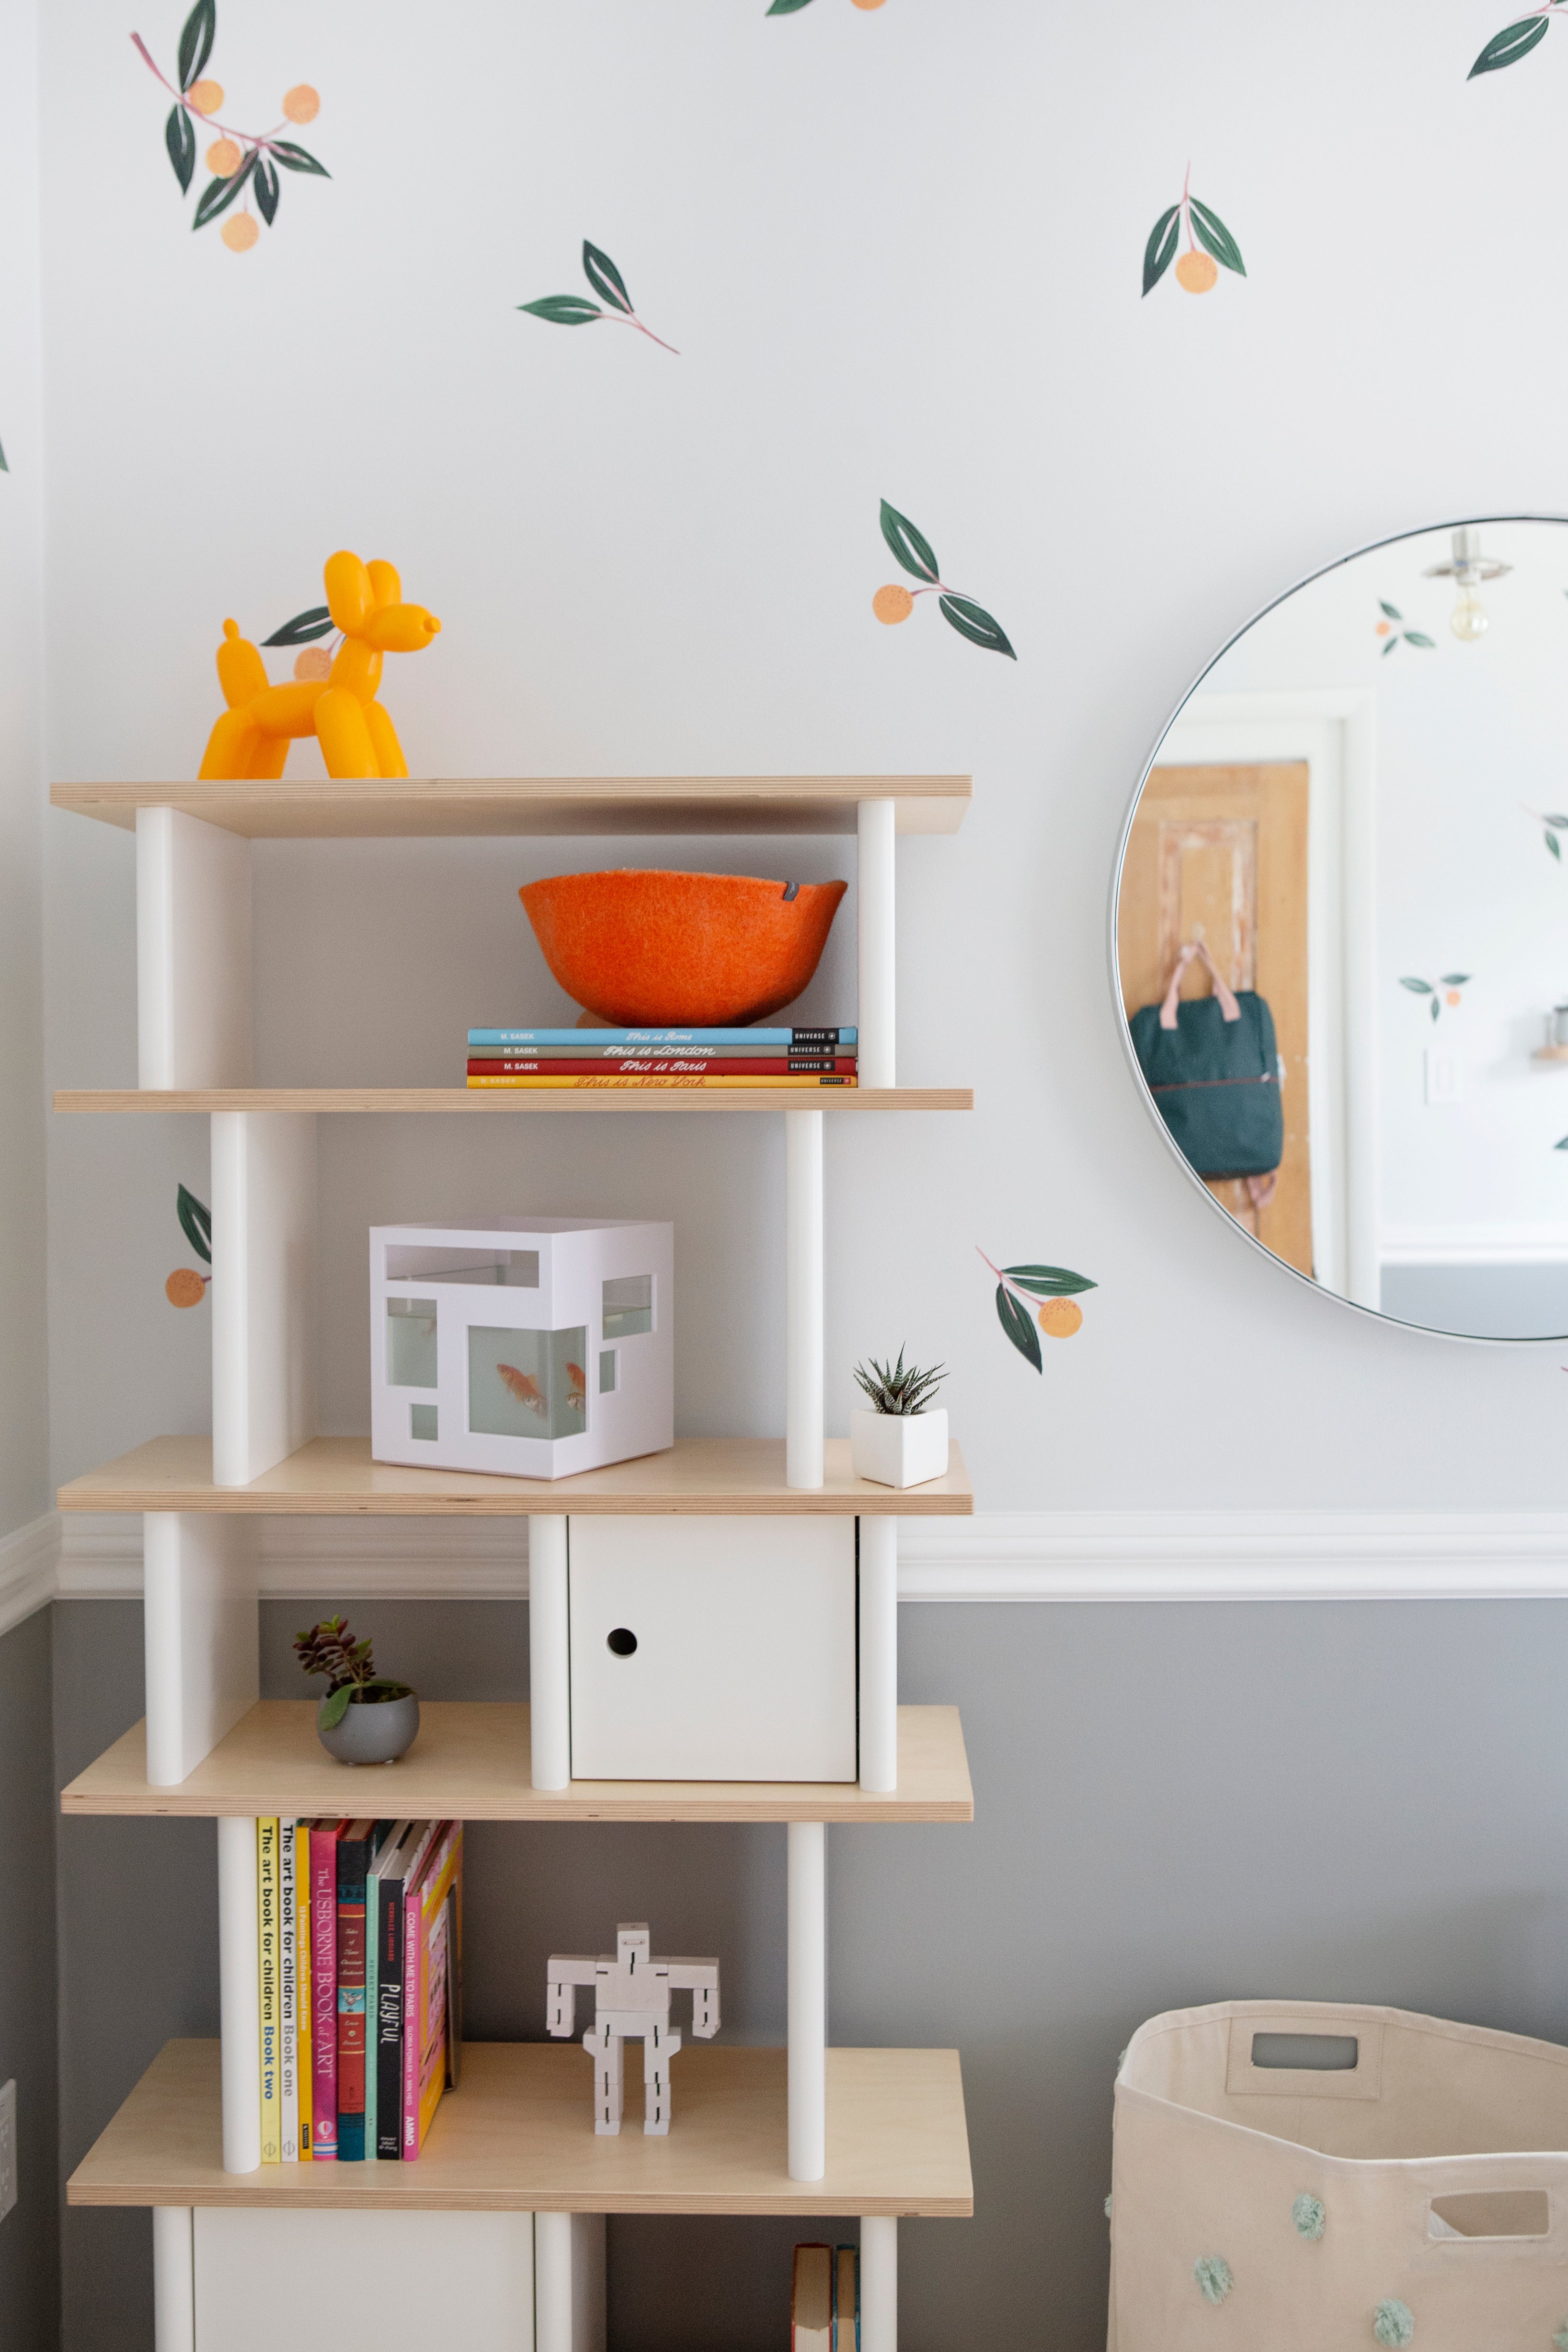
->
<box><xmin>792</xmin><ymin>2242</ymin><xmax>858</xmax><ymax>2350</ymax></box>
<box><xmin>255</xmin><ymin>1815</ymin><xmax>462</xmax><ymax>2164</ymax></box>
<box><xmin>465</xmin><ymin>1026</ymin><xmax>858</xmax><ymax>1088</ymax></box>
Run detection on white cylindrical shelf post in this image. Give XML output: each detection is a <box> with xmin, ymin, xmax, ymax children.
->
<box><xmin>788</xmin><ymin>1820</ymin><xmax>827</xmax><ymax>2181</ymax></box>
<box><xmin>857</xmin><ymin>797</ymin><xmax>896</xmax><ymax>1089</ymax></box>
<box><xmin>217</xmin><ymin>1815</ymin><xmax>261</xmax><ymax>2173</ymax></box>
<box><xmin>152</xmin><ymin>2206</ymin><xmax>195</xmax><ymax>2352</ymax></box>
<box><xmin>530</xmin><ymin>1515</ymin><xmax>571</xmax><ymax>1791</ymax></box>
<box><xmin>858</xmin><ymin>1516</ymin><xmax>898</xmax><ymax>1793</ymax></box>
<box><xmin>785</xmin><ymin>1110</ymin><xmax>824</xmax><ymax>1490</ymax></box>
<box><xmin>859</xmin><ymin>2216</ymin><xmax>898</xmax><ymax>2352</ymax></box>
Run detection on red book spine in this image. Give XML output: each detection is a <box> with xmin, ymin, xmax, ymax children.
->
<box><xmin>402</xmin><ymin>1869</ymin><xmax>422</xmax><ymax>2157</ymax></box>
<box><xmin>466</xmin><ymin>1057</ymin><xmax>858</xmax><ymax>1076</ymax></box>
<box><xmin>309</xmin><ymin>1826</ymin><xmax>340</xmax><ymax>2157</ymax></box>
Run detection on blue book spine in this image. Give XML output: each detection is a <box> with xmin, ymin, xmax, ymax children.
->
<box><xmin>468</xmin><ymin>1026</ymin><xmax>858</xmax><ymax>1047</ymax></box>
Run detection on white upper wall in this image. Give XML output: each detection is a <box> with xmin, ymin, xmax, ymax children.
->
<box><xmin>35</xmin><ymin>0</ymin><xmax>1568</xmax><ymax>1508</ymax></box>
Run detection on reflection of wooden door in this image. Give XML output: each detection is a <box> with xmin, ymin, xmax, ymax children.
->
<box><xmin>1118</xmin><ymin>764</ymin><xmax>1312</xmax><ymax>1275</ymax></box>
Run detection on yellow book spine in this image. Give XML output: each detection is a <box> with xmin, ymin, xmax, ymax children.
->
<box><xmin>258</xmin><ymin>1817</ymin><xmax>280</xmax><ymax>2164</ymax></box>
<box><xmin>466</xmin><ymin>1074</ymin><xmax>858</xmax><ymax>1089</ymax></box>
<box><xmin>294</xmin><ymin>1820</ymin><xmax>312</xmax><ymax>2158</ymax></box>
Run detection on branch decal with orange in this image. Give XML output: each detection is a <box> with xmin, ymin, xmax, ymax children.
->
<box><xmin>1143</xmin><ymin>166</ymin><xmax>1246</xmax><ymax>297</ymax></box>
<box><xmin>518</xmin><ymin>242</ymin><xmax>679</xmax><ymax>355</ymax></box>
<box><xmin>977</xmin><ymin>1250</ymin><xmax>1096</xmax><ymax>1372</ymax></box>
<box><xmin>1376</xmin><ymin>602</ymin><xmax>1435</xmax><ymax>655</ymax></box>
<box><xmin>1470</xmin><ymin>8</ymin><xmax>1567</xmax><ymax>76</ymax></box>
<box><xmin>873</xmin><ymin>503</ymin><xmax>1015</xmax><ymax>658</ymax></box>
<box><xmin>133</xmin><ymin>0</ymin><xmax>328</xmax><ymax>252</ymax></box>
<box><xmin>1399</xmin><ymin>974</ymin><xmax>1471</xmax><ymax>1022</ymax></box>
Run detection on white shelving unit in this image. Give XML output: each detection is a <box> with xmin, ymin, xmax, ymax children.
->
<box><xmin>54</xmin><ymin>775</ymin><xmax>976</xmax><ymax>2352</ymax></box>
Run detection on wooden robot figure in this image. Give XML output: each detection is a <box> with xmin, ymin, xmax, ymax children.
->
<box><xmin>198</xmin><ymin>549</ymin><xmax>441</xmax><ymax>780</ymax></box>
<box><xmin>547</xmin><ymin>1922</ymin><xmax>720</xmax><ymax>2136</ymax></box>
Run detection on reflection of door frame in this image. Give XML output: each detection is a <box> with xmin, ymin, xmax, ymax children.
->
<box><xmin>1114</xmin><ymin>690</ymin><xmax>1378</xmax><ymax>1308</ymax></box>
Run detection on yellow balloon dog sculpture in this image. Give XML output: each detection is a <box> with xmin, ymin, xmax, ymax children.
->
<box><xmin>198</xmin><ymin>550</ymin><xmax>441</xmax><ymax>780</ymax></box>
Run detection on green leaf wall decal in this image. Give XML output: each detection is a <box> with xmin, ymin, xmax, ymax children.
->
<box><xmin>192</xmin><ymin>147</ymin><xmax>257</xmax><ymax>229</ymax></box>
<box><xmin>177</xmin><ymin>1184</ymin><xmax>213</xmax><ymax>1263</ymax></box>
<box><xmin>1189</xmin><ymin>196</ymin><xmax>1246</xmax><ymax>276</ymax></box>
<box><xmin>270</xmin><ymin>140</ymin><xmax>329</xmax><ymax>177</ymax></box>
<box><xmin>1470</xmin><ymin>15</ymin><xmax>1551</xmax><ymax>76</ymax></box>
<box><xmin>255</xmin><ymin>157</ymin><xmax>279</xmax><ymax>226</ymax></box>
<box><xmin>583</xmin><ymin>241</ymin><xmax>632</xmax><ymax>314</ymax></box>
<box><xmin>177</xmin><ymin>0</ymin><xmax>216</xmax><ymax>93</ymax></box>
<box><xmin>1003</xmin><ymin>1265</ymin><xmax>1098</xmax><ymax>1298</ymax></box>
<box><xmin>880</xmin><ymin>501</ymin><xmax>940</xmax><ymax>583</ymax></box>
<box><xmin>939</xmin><ymin>594</ymin><xmax>1016</xmax><ymax>658</ymax></box>
<box><xmin>263</xmin><ymin>607</ymin><xmax>333</xmax><ymax>646</ymax></box>
<box><xmin>996</xmin><ymin>1283</ymin><xmax>1043</xmax><ymax>1373</ymax></box>
<box><xmin>1143</xmin><ymin>206</ymin><xmax>1179</xmax><ymax>296</ymax></box>
<box><xmin>519</xmin><ymin>296</ymin><xmax>605</xmax><ymax>325</ymax></box>
<box><xmin>165</xmin><ymin>104</ymin><xmax>196</xmax><ymax>194</ymax></box>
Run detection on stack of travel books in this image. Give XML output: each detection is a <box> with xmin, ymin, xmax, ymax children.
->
<box><xmin>466</xmin><ymin>1027</ymin><xmax>858</xmax><ymax>1088</ymax></box>
<box><xmin>791</xmin><ymin>2243</ymin><xmax>858</xmax><ymax>2349</ymax></box>
<box><xmin>255</xmin><ymin>1815</ymin><xmax>462</xmax><ymax>2165</ymax></box>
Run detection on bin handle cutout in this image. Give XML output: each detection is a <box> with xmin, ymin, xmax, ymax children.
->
<box><xmin>1429</xmin><ymin>2191</ymin><xmax>1550</xmax><ymax>2242</ymax></box>
<box><xmin>1251</xmin><ymin>2032</ymin><xmax>1359</xmax><ymax>2072</ymax></box>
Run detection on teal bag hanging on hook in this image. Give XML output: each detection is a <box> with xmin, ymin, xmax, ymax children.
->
<box><xmin>1128</xmin><ymin>940</ymin><xmax>1284</xmax><ymax>1195</ymax></box>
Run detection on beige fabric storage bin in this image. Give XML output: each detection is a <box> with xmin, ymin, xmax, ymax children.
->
<box><xmin>1109</xmin><ymin>1999</ymin><xmax>1568</xmax><ymax>2350</ymax></box>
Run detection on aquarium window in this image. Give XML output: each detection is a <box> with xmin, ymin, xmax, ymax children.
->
<box><xmin>603</xmin><ymin>1274</ymin><xmax>653</xmax><ymax>1340</ymax></box>
<box><xmin>410</xmin><ymin>1404</ymin><xmax>438</xmax><ymax>1441</ymax></box>
<box><xmin>599</xmin><ymin>1349</ymin><xmax>618</xmax><ymax>1394</ymax></box>
<box><xmin>386</xmin><ymin>1298</ymin><xmax>439</xmax><ymax>1388</ymax></box>
<box><xmin>468</xmin><ymin>1324</ymin><xmax>589</xmax><ymax>1442</ymax></box>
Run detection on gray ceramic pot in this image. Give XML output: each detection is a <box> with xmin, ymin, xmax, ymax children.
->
<box><xmin>316</xmin><ymin>1690</ymin><xmax>421</xmax><ymax>1765</ymax></box>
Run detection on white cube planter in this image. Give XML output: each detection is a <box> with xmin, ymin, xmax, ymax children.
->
<box><xmin>568</xmin><ymin>1516</ymin><xmax>857</xmax><ymax>1780</ymax></box>
<box><xmin>369</xmin><ymin>1218</ymin><xmax>673</xmax><ymax>1480</ymax></box>
<box><xmin>849</xmin><ymin>1406</ymin><xmax>949</xmax><ymax>1490</ymax></box>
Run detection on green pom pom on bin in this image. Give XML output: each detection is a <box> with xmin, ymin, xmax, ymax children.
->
<box><xmin>1193</xmin><ymin>2256</ymin><xmax>1233</xmax><ymax>2307</ymax></box>
<box><xmin>1373</xmin><ymin>2299</ymin><xmax>1414</xmax><ymax>2348</ymax></box>
<box><xmin>1293</xmin><ymin>2193</ymin><xmax>1326</xmax><ymax>2241</ymax></box>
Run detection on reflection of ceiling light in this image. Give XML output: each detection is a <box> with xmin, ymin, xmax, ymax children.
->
<box><xmin>1422</xmin><ymin>526</ymin><xmax>1512</xmax><ymax>642</ymax></box>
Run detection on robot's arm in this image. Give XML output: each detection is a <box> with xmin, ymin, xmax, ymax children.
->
<box><xmin>666</xmin><ymin>1959</ymin><xmax>721</xmax><ymax>2038</ymax></box>
<box><xmin>545</xmin><ymin>1954</ymin><xmax>602</xmax><ymax>2037</ymax></box>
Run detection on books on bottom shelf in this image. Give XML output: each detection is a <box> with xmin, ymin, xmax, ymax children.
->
<box><xmin>256</xmin><ymin>1815</ymin><xmax>462</xmax><ymax>2165</ymax></box>
<box><xmin>465</xmin><ymin>1025</ymin><xmax>859</xmax><ymax>1088</ymax></box>
<box><xmin>792</xmin><ymin>2243</ymin><xmax>858</xmax><ymax>2351</ymax></box>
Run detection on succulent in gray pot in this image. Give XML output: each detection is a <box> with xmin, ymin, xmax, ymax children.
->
<box><xmin>294</xmin><ymin>1614</ymin><xmax>421</xmax><ymax>1764</ymax></box>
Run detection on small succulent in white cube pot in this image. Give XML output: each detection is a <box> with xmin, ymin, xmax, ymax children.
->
<box><xmin>849</xmin><ymin>1349</ymin><xmax>949</xmax><ymax>1489</ymax></box>
<box><xmin>294</xmin><ymin>1614</ymin><xmax>421</xmax><ymax>1765</ymax></box>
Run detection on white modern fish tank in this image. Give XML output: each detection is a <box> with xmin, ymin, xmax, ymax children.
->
<box><xmin>369</xmin><ymin>1218</ymin><xmax>674</xmax><ymax>1479</ymax></box>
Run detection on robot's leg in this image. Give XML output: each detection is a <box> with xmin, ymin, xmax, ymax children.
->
<box><xmin>642</xmin><ymin>2023</ymin><xmax>682</xmax><ymax>2136</ymax></box>
<box><xmin>585</xmin><ymin>2029</ymin><xmax>623</xmax><ymax>2135</ymax></box>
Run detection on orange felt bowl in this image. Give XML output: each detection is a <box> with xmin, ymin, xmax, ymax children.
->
<box><xmin>518</xmin><ymin>869</ymin><xmax>849</xmax><ymax>1028</ymax></box>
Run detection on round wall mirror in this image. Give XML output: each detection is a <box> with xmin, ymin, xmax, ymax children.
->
<box><xmin>1112</xmin><ymin>515</ymin><xmax>1568</xmax><ymax>1343</ymax></box>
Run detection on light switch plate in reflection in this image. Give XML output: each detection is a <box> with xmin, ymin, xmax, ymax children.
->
<box><xmin>1424</xmin><ymin>1047</ymin><xmax>1463</xmax><ymax>1105</ymax></box>
<box><xmin>0</xmin><ymin>2077</ymin><xmax>15</xmax><ymax>2223</ymax></box>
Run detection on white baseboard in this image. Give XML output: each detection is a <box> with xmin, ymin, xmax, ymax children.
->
<box><xmin>22</xmin><ymin>1506</ymin><xmax>1568</xmax><ymax>1611</ymax></box>
<box><xmin>0</xmin><ymin>1510</ymin><xmax>63</xmax><ymax>1638</ymax></box>
<box><xmin>898</xmin><ymin>1512</ymin><xmax>1568</xmax><ymax>1601</ymax></box>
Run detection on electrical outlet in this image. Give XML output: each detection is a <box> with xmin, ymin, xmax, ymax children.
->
<box><xmin>0</xmin><ymin>2079</ymin><xmax>15</xmax><ymax>2223</ymax></box>
<box><xmin>1424</xmin><ymin>1047</ymin><xmax>1463</xmax><ymax>1105</ymax></box>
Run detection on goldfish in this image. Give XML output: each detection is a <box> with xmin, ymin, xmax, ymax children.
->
<box><xmin>496</xmin><ymin>1363</ymin><xmax>548</xmax><ymax>1415</ymax></box>
<box><xmin>567</xmin><ymin>1361</ymin><xmax>586</xmax><ymax>1411</ymax></box>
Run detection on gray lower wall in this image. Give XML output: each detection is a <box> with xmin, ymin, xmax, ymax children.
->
<box><xmin>0</xmin><ymin>1606</ymin><xmax>59</xmax><ymax>2352</ymax></box>
<box><xmin>51</xmin><ymin>1593</ymin><xmax>1568</xmax><ymax>2352</ymax></box>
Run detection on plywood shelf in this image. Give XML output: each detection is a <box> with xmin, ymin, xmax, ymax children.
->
<box><xmin>55</xmin><ymin>1434</ymin><xmax>974</xmax><ymax>1518</ymax></box>
<box><xmin>60</xmin><ymin>1701</ymin><xmax>972</xmax><ymax>1823</ymax></box>
<box><xmin>68</xmin><ymin>2040</ymin><xmax>973</xmax><ymax>2217</ymax></box>
<box><xmin>50</xmin><ymin>775</ymin><xmax>971</xmax><ymax>839</ymax></box>
<box><xmin>54</xmin><ymin>1086</ymin><xmax>971</xmax><ymax>1115</ymax></box>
